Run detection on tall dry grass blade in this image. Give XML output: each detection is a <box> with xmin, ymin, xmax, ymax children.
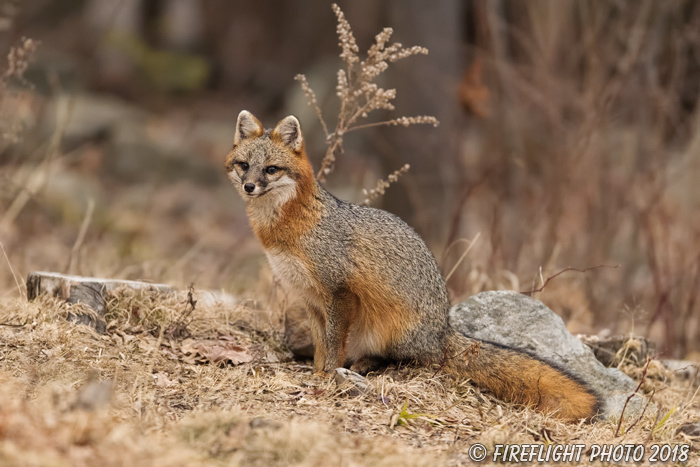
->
<box><xmin>66</xmin><ymin>198</ymin><xmax>95</xmax><ymax>275</ymax></box>
<box><xmin>445</xmin><ymin>233</ymin><xmax>481</xmax><ymax>282</ymax></box>
<box><xmin>0</xmin><ymin>241</ymin><xmax>23</xmax><ymax>298</ymax></box>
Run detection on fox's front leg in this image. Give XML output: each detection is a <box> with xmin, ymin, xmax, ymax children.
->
<box><xmin>305</xmin><ymin>305</ymin><xmax>328</xmax><ymax>374</ymax></box>
<box><xmin>322</xmin><ymin>288</ymin><xmax>357</xmax><ymax>372</ymax></box>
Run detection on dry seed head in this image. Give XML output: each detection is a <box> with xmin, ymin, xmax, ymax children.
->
<box><xmin>388</xmin><ymin>46</ymin><xmax>428</xmax><ymax>62</ymax></box>
<box><xmin>389</xmin><ymin>116</ymin><xmax>440</xmax><ymax>127</ymax></box>
<box><xmin>332</xmin><ymin>3</ymin><xmax>359</xmax><ymax>65</ymax></box>
<box><xmin>295</xmin><ymin>74</ymin><xmax>318</xmax><ymax>108</ymax></box>
<box><xmin>301</xmin><ymin>4</ymin><xmax>437</xmax><ymax>183</ymax></box>
<box><xmin>336</xmin><ymin>69</ymin><xmax>349</xmax><ymax>100</ymax></box>
<box><xmin>362</xmin><ymin>164</ymin><xmax>410</xmax><ymax>205</ymax></box>
<box><xmin>372</xmin><ymin>28</ymin><xmax>393</xmax><ymax>52</ymax></box>
<box><xmin>361</xmin><ymin>60</ymin><xmax>389</xmax><ymax>82</ymax></box>
<box><xmin>6</xmin><ymin>37</ymin><xmax>37</xmax><ymax>79</ymax></box>
<box><xmin>296</xmin><ymin>74</ymin><xmax>329</xmax><ymax>136</ymax></box>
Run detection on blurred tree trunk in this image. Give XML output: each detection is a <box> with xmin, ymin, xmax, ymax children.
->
<box><xmin>382</xmin><ymin>0</ymin><xmax>464</xmax><ymax>246</ymax></box>
<box><xmin>85</xmin><ymin>0</ymin><xmax>142</xmax><ymax>88</ymax></box>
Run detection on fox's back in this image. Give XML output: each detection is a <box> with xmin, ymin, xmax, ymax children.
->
<box><xmin>300</xmin><ymin>189</ymin><xmax>446</xmax><ymax>300</ymax></box>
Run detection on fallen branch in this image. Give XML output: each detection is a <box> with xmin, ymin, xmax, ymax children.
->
<box><xmin>0</xmin><ymin>320</ymin><xmax>27</xmax><ymax>327</ymax></box>
<box><xmin>520</xmin><ymin>264</ymin><xmax>619</xmax><ymax>296</ymax></box>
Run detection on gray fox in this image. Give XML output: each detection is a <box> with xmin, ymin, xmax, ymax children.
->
<box><xmin>225</xmin><ymin>110</ymin><xmax>600</xmax><ymax>420</ymax></box>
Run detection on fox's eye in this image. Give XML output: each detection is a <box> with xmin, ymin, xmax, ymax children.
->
<box><xmin>265</xmin><ymin>166</ymin><xmax>278</xmax><ymax>175</ymax></box>
<box><xmin>239</xmin><ymin>162</ymin><xmax>249</xmax><ymax>171</ymax></box>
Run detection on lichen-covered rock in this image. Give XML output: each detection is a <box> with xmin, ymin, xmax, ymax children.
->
<box><xmin>449</xmin><ymin>290</ymin><xmax>649</xmax><ymax>421</ymax></box>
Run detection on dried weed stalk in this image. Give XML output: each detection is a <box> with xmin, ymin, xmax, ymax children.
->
<box><xmin>0</xmin><ymin>36</ymin><xmax>38</xmax><ymax>225</ymax></box>
<box><xmin>296</xmin><ymin>3</ymin><xmax>438</xmax><ymax>195</ymax></box>
<box><xmin>0</xmin><ymin>37</ymin><xmax>36</xmax><ymax>146</ymax></box>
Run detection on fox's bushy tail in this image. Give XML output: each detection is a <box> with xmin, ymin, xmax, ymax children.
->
<box><xmin>445</xmin><ymin>332</ymin><xmax>600</xmax><ymax>421</ymax></box>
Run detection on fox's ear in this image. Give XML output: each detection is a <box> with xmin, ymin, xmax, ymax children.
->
<box><xmin>272</xmin><ymin>116</ymin><xmax>303</xmax><ymax>153</ymax></box>
<box><xmin>234</xmin><ymin>110</ymin><xmax>264</xmax><ymax>146</ymax></box>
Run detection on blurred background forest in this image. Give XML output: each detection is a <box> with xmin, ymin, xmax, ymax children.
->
<box><xmin>0</xmin><ymin>0</ymin><xmax>699</xmax><ymax>359</ymax></box>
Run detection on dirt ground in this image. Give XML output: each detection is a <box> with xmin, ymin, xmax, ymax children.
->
<box><xmin>0</xmin><ymin>288</ymin><xmax>698</xmax><ymax>467</ymax></box>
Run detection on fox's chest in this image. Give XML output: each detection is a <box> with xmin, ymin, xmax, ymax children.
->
<box><xmin>266</xmin><ymin>248</ymin><xmax>319</xmax><ymax>297</ymax></box>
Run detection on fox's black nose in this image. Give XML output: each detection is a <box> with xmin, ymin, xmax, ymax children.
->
<box><xmin>244</xmin><ymin>183</ymin><xmax>255</xmax><ymax>193</ymax></box>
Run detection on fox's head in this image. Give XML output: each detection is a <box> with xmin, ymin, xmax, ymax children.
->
<box><xmin>225</xmin><ymin>111</ymin><xmax>313</xmax><ymax>209</ymax></box>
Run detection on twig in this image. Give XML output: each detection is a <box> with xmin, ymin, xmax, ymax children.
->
<box><xmin>431</xmin><ymin>346</ymin><xmax>451</xmax><ymax>379</ymax></box>
<box><xmin>431</xmin><ymin>340</ymin><xmax>481</xmax><ymax>379</ymax></box>
<box><xmin>345</xmin><ymin>116</ymin><xmax>439</xmax><ymax>133</ymax></box>
<box><xmin>520</xmin><ymin>264</ymin><xmax>619</xmax><ymax>295</ymax></box>
<box><xmin>2</xmin><ymin>91</ymin><xmax>74</xmax><ymax>230</ymax></box>
<box><xmin>164</xmin><ymin>284</ymin><xmax>198</xmax><ymax>340</ymax></box>
<box><xmin>177</xmin><ymin>283</ymin><xmax>197</xmax><ymax>324</ymax></box>
<box><xmin>0</xmin><ymin>320</ymin><xmax>27</xmax><ymax>327</ymax></box>
<box><xmin>615</xmin><ymin>356</ymin><xmax>653</xmax><ymax>437</ymax></box>
<box><xmin>624</xmin><ymin>387</ymin><xmax>655</xmax><ymax>434</ymax></box>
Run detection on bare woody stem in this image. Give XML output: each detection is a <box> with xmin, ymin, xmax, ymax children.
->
<box><xmin>346</xmin><ymin>117</ymin><xmax>440</xmax><ymax>133</ymax></box>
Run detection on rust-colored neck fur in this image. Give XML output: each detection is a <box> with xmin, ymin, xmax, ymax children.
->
<box><xmin>248</xmin><ymin>150</ymin><xmax>322</xmax><ymax>250</ymax></box>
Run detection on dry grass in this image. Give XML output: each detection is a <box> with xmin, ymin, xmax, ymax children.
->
<box><xmin>0</xmin><ymin>292</ymin><xmax>698</xmax><ymax>466</ymax></box>
<box><xmin>447</xmin><ymin>1</ymin><xmax>700</xmax><ymax>358</ymax></box>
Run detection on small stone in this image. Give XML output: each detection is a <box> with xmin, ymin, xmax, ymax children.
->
<box><xmin>334</xmin><ymin>368</ymin><xmax>370</xmax><ymax>396</ymax></box>
<box><xmin>676</xmin><ymin>420</ymin><xmax>700</xmax><ymax>437</ymax></box>
<box><xmin>249</xmin><ymin>417</ymin><xmax>281</xmax><ymax>430</ymax></box>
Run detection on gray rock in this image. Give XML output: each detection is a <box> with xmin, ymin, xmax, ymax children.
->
<box><xmin>449</xmin><ymin>290</ymin><xmax>650</xmax><ymax>421</ymax></box>
<box><xmin>676</xmin><ymin>420</ymin><xmax>700</xmax><ymax>437</ymax></box>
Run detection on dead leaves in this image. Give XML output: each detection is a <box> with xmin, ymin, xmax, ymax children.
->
<box><xmin>180</xmin><ymin>338</ymin><xmax>253</xmax><ymax>366</ymax></box>
<box><xmin>131</xmin><ymin>332</ymin><xmax>254</xmax><ymax>367</ymax></box>
<box><xmin>153</xmin><ymin>371</ymin><xmax>177</xmax><ymax>388</ymax></box>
